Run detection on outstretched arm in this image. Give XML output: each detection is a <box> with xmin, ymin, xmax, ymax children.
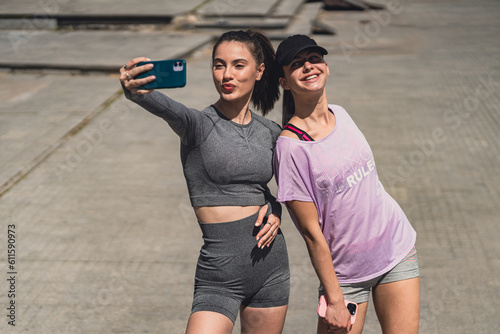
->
<box><xmin>286</xmin><ymin>200</ymin><xmax>352</xmax><ymax>333</ymax></box>
<box><xmin>119</xmin><ymin>57</ymin><xmax>203</xmax><ymax>146</ymax></box>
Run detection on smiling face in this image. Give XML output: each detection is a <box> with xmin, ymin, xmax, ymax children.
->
<box><xmin>279</xmin><ymin>49</ymin><xmax>329</xmax><ymax>95</ymax></box>
<box><xmin>212</xmin><ymin>41</ymin><xmax>265</xmax><ymax>104</ymax></box>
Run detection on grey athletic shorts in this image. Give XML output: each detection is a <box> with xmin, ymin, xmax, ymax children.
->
<box><xmin>192</xmin><ymin>210</ymin><xmax>290</xmax><ymax>323</ymax></box>
<box><xmin>319</xmin><ymin>246</ymin><xmax>419</xmax><ymax>304</ymax></box>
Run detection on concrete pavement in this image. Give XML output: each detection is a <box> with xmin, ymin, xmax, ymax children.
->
<box><xmin>1</xmin><ymin>0</ymin><xmax>499</xmax><ymax>333</ymax></box>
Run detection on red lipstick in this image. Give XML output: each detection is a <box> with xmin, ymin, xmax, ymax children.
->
<box><xmin>222</xmin><ymin>83</ymin><xmax>235</xmax><ymax>93</ymax></box>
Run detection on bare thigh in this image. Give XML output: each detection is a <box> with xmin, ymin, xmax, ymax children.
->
<box><xmin>185</xmin><ymin>311</ymin><xmax>234</xmax><ymax>334</ymax></box>
<box><xmin>316</xmin><ymin>302</ymin><xmax>369</xmax><ymax>334</ymax></box>
<box><xmin>240</xmin><ymin>304</ymin><xmax>288</xmax><ymax>334</ymax></box>
<box><xmin>372</xmin><ymin>277</ymin><xmax>420</xmax><ymax>334</ymax></box>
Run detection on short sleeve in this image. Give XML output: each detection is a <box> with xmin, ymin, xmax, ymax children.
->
<box><xmin>273</xmin><ymin>138</ymin><xmax>314</xmax><ymax>203</ymax></box>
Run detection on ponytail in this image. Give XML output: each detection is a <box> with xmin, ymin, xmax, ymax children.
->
<box><xmin>276</xmin><ymin>57</ymin><xmax>295</xmax><ymax>126</ymax></box>
<box><xmin>282</xmin><ymin>90</ymin><xmax>295</xmax><ymax>127</ymax></box>
<box><xmin>212</xmin><ymin>30</ymin><xmax>280</xmax><ymax>116</ymax></box>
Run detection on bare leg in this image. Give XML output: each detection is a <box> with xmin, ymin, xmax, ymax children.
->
<box><xmin>185</xmin><ymin>311</ymin><xmax>234</xmax><ymax>334</ymax></box>
<box><xmin>317</xmin><ymin>302</ymin><xmax>368</xmax><ymax>334</ymax></box>
<box><xmin>239</xmin><ymin>304</ymin><xmax>288</xmax><ymax>334</ymax></box>
<box><xmin>372</xmin><ymin>277</ymin><xmax>420</xmax><ymax>334</ymax></box>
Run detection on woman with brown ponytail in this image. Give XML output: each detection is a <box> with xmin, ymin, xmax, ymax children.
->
<box><xmin>119</xmin><ymin>30</ymin><xmax>289</xmax><ymax>334</ymax></box>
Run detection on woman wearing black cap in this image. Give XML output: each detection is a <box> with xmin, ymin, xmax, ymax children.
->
<box><xmin>272</xmin><ymin>35</ymin><xmax>420</xmax><ymax>334</ymax></box>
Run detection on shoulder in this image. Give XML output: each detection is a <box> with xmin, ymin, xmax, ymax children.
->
<box><xmin>201</xmin><ymin>105</ymin><xmax>222</xmax><ymax>122</ymax></box>
<box><xmin>329</xmin><ymin>104</ymin><xmax>347</xmax><ymax>114</ymax></box>
<box><xmin>203</xmin><ymin>105</ymin><xmax>218</xmax><ymax>115</ymax></box>
<box><xmin>330</xmin><ymin>103</ymin><xmax>359</xmax><ymax>124</ymax></box>
<box><xmin>252</xmin><ymin>113</ymin><xmax>282</xmax><ymax>135</ymax></box>
<box><xmin>274</xmin><ymin>133</ymin><xmax>301</xmax><ymax>157</ymax></box>
<box><xmin>279</xmin><ymin>128</ymin><xmax>298</xmax><ymax>139</ymax></box>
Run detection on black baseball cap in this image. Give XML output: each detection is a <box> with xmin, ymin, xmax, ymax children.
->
<box><xmin>275</xmin><ymin>34</ymin><xmax>328</xmax><ymax>66</ymax></box>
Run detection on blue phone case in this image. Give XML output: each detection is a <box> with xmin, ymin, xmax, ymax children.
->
<box><xmin>136</xmin><ymin>59</ymin><xmax>186</xmax><ymax>89</ymax></box>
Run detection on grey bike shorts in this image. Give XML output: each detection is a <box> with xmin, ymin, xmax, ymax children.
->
<box><xmin>319</xmin><ymin>245</ymin><xmax>419</xmax><ymax>304</ymax></box>
<box><xmin>191</xmin><ymin>211</ymin><xmax>290</xmax><ymax>323</ymax></box>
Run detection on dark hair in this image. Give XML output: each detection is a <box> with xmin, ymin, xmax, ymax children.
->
<box><xmin>212</xmin><ymin>30</ymin><xmax>280</xmax><ymax>116</ymax></box>
<box><xmin>277</xmin><ymin>63</ymin><xmax>296</xmax><ymax>126</ymax></box>
<box><xmin>282</xmin><ymin>90</ymin><xmax>295</xmax><ymax>127</ymax></box>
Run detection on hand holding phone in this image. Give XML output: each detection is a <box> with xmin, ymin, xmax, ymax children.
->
<box><xmin>318</xmin><ymin>294</ymin><xmax>357</xmax><ymax>325</ymax></box>
<box><xmin>136</xmin><ymin>59</ymin><xmax>186</xmax><ymax>89</ymax></box>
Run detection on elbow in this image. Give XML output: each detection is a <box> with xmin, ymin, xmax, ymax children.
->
<box><xmin>300</xmin><ymin>228</ymin><xmax>314</xmax><ymax>242</ymax></box>
<box><xmin>300</xmin><ymin>228</ymin><xmax>329</xmax><ymax>252</ymax></box>
<box><xmin>301</xmin><ymin>228</ymin><xmax>322</xmax><ymax>245</ymax></box>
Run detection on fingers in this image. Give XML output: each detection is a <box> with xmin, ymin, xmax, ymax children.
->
<box><xmin>254</xmin><ymin>205</ymin><xmax>268</xmax><ymax>227</ymax></box>
<box><xmin>119</xmin><ymin>57</ymin><xmax>156</xmax><ymax>94</ymax></box>
<box><xmin>326</xmin><ymin>320</ymin><xmax>351</xmax><ymax>334</ymax></box>
<box><xmin>257</xmin><ymin>223</ymin><xmax>278</xmax><ymax>249</ymax></box>
<box><xmin>329</xmin><ymin>323</ymin><xmax>351</xmax><ymax>333</ymax></box>
<box><xmin>256</xmin><ymin>214</ymin><xmax>280</xmax><ymax>248</ymax></box>
<box><xmin>256</xmin><ymin>222</ymin><xmax>276</xmax><ymax>249</ymax></box>
<box><xmin>120</xmin><ymin>57</ymin><xmax>152</xmax><ymax>74</ymax></box>
<box><xmin>327</xmin><ymin>327</ymin><xmax>348</xmax><ymax>334</ymax></box>
<box><xmin>254</xmin><ymin>206</ymin><xmax>281</xmax><ymax>248</ymax></box>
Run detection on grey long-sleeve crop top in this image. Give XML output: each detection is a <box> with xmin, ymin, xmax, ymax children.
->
<box><xmin>124</xmin><ymin>88</ymin><xmax>282</xmax><ymax>217</ymax></box>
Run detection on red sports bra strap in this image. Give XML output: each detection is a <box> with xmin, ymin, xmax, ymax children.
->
<box><xmin>283</xmin><ymin>123</ymin><xmax>314</xmax><ymax>141</ymax></box>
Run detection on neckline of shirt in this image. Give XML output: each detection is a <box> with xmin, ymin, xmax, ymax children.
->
<box><xmin>279</xmin><ymin>106</ymin><xmax>338</xmax><ymax>144</ymax></box>
<box><xmin>211</xmin><ymin>105</ymin><xmax>254</xmax><ymax>128</ymax></box>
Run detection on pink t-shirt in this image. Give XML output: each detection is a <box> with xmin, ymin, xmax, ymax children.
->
<box><xmin>273</xmin><ymin>105</ymin><xmax>416</xmax><ymax>283</ymax></box>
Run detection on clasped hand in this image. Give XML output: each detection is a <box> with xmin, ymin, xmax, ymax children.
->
<box><xmin>254</xmin><ymin>204</ymin><xmax>280</xmax><ymax>249</ymax></box>
<box><xmin>120</xmin><ymin>57</ymin><xmax>156</xmax><ymax>95</ymax></box>
<box><xmin>323</xmin><ymin>303</ymin><xmax>352</xmax><ymax>333</ymax></box>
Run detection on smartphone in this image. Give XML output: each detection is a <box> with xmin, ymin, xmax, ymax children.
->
<box><xmin>318</xmin><ymin>295</ymin><xmax>357</xmax><ymax>324</ymax></box>
<box><xmin>136</xmin><ymin>59</ymin><xmax>186</xmax><ymax>89</ymax></box>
